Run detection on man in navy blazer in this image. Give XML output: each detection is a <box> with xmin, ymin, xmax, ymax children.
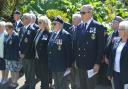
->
<box><xmin>13</xmin><ymin>10</ymin><xmax>23</xmax><ymax>33</ymax></box>
<box><xmin>19</xmin><ymin>13</ymin><xmax>36</xmax><ymax>89</ymax></box>
<box><xmin>48</xmin><ymin>16</ymin><xmax>73</xmax><ymax>89</ymax></box>
<box><xmin>74</xmin><ymin>4</ymin><xmax>105</xmax><ymax>89</ymax></box>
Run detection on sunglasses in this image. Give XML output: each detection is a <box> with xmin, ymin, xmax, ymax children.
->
<box><xmin>80</xmin><ymin>11</ymin><xmax>90</xmax><ymax>15</ymax></box>
<box><xmin>38</xmin><ymin>21</ymin><xmax>43</xmax><ymax>24</ymax></box>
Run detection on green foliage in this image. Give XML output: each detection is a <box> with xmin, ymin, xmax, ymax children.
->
<box><xmin>46</xmin><ymin>9</ymin><xmax>69</xmax><ymax>22</ymax></box>
<box><xmin>1</xmin><ymin>0</ymin><xmax>128</xmax><ymax>34</ymax></box>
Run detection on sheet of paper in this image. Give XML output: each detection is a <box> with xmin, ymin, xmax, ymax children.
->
<box><xmin>124</xmin><ymin>84</ymin><xmax>128</xmax><ymax>89</ymax></box>
<box><xmin>87</xmin><ymin>69</ymin><xmax>97</xmax><ymax>78</ymax></box>
<box><xmin>64</xmin><ymin>68</ymin><xmax>71</xmax><ymax>77</ymax></box>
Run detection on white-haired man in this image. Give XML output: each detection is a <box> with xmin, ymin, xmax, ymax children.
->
<box><xmin>19</xmin><ymin>13</ymin><xmax>36</xmax><ymax>89</ymax></box>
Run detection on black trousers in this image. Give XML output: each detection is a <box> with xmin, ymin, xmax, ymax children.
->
<box><xmin>113</xmin><ymin>71</ymin><xmax>124</xmax><ymax>89</ymax></box>
<box><xmin>78</xmin><ymin>68</ymin><xmax>97</xmax><ymax>89</ymax></box>
<box><xmin>35</xmin><ymin>59</ymin><xmax>49</xmax><ymax>89</ymax></box>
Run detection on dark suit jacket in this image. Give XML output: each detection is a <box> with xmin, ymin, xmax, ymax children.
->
<box><xmin>108</xmin><ymin>38</ymin><xmax>128</xmax><ymax>84</ymax></box>
<box><xmin>19</xmin><ymin>25</ymin><xmax>36</xmax><ymax>59</ymax></box>
<box><xmin>105</xmin><ymin>31</ymin><xmax>119</xmax><ymax>59</ymax></box>
<box><xmin>74</xmin><ymin>19</ymin><xmax>105</xmax><ymax>70</ymax></box>
<box><xmin>14</xmin><ymin>20</ymin><xmax>23</xmax><ymax>32</ymax></box>
<box><xmin>33</xmin><ymin>29</ymin><xmax>50</xmax><ymax>60</ymax></box>
<box><xmin>4</xmin><ymin>32</ymin><xmax>19</xmax><ymax>61</ymax></box>
<box><xmin>48</xmin><ymin>29</ymin><xmax>73</xmax><ymax>72</ymax></box>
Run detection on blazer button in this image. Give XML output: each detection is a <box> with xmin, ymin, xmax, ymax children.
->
<box><xmin>78</xmin><ymin>54</ymin><xmax>80</xmax><ymax>56</ymax></box>
<box><xmin>78</xmin><ymin>48</ymin><xmax>80</xmax><ymax>50</ymax></box>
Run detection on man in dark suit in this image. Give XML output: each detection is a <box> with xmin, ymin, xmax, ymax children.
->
<box><xmin>19</xmin><ymin>13</ymin><xmax>36</xmax><ymax>89</ymax></box>
<box><xmin>74</xmin><ymin>4</ymin><xmax>105</xmax><ymax>89</ymax></box>
<box><xmin>13</xmin><ymin>10</ymin><xmax>23</xmax><ymax>33</ymax></box>
<box><xmin>69</xmin><ymin>13</ymin><xmax>81</xmax><ymax>89</ymax></box>
<box><xmin>48</xmin><ymin>17</ymin><xmax>73</xmax><ymax>89</ymax></box>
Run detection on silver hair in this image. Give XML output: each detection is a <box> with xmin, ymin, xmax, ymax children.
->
<box><xmin>72</xmin><ymin>13</ymin><xmax>81</xmax><ymax>19</ymax></box>
<box><xmin>22</xmin><ymin>13</ymin><xmax>32</xmax><ymax>21</ymax></box>
<box><xmin>0</xmin><ymin>21</ymin><xmax>5</xmax><ymax>30</ymax></box>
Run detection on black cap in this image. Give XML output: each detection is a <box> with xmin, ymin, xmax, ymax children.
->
<box><xmin>53</xmin><ymin>16</ymin><xmax>64</xmax><ymax>24</ymax></box>
<box><xmin>14</xmin><ymin>10</ymin><xmax>21</xmax><ymax>15</ymax></box>
<box><xmin>112</xmin><ymin>16</ymin><xmax>123</xmax><ymax>23</ymax></box>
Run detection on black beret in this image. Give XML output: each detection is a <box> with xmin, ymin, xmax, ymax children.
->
<box><xmin>53</xmin><ymin>16</ymin><xmax>64</xmax><ymax>24</ymax></box>
<box><xmin>14</xmin><ymin>10</ymin><xmax>21</xmax><ymax>15</ymax></box>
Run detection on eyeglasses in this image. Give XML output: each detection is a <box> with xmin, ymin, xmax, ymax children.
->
<box><xmin>80</xmin><ymin>11</ymin><xmax>90</xmax><ymax>15</ymax></box>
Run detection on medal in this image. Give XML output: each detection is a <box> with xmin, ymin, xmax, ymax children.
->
<box><xmin>24</xmin><ymin>38</ymin><xmax>28</xmax><ymax>43</ymax></box>
<box><xmin>91</xmin><ymin>34</ymin><xmax>96</xmax><ymax>40</ymax></box>
<box><xmin>27</xmin><ymin>30</ymin><xmax>30</xmax><ymax>35</ymax></box>
<box><xmin>9</xmin><ymin>40</ymin><xmax>12</xmax><ymax>45</ymax></box>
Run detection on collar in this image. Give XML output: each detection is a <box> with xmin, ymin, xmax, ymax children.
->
<box><xmin>16</xmin><ymin>19</ymin><xmax>21</xmax><ymax>25</ymax></box>
<box><xmin>85</xmin><ymin>17</ymin><xmax>93</xmax><ymax>26</ymax></box>
<box><xmin>24</xmin><ymin>24</ymin><xmax>30</xmax><ymax>29</ymax></box>
<box><xmin>56</xmin><ymin>29</ymin><xmax>61</xmax><ymax>35</ymax></box>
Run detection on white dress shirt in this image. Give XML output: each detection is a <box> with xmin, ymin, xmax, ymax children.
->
<box><xmin>114</xmin><ymin>42</ymin><xmax>126</xmax><ymax>72</ymax></box>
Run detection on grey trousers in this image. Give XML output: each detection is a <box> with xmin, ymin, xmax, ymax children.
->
<box><xmin>78</xmin><ymin>69</ymin><xmax>97</xmax><ymax>89</ymax></box>
<box><xmin>52</xmin><ymin>72</ymin><xmax>70</xmax><ymax>89</ymax></box>
<box><xmin>70</xmin><ymin>66</ymin><xmax>80</xmax><ymax>89</ymax></box>
<box><xmin>22</xmin><ymin>59</ymin><xmax>36</xmax><ymax>89</ymax></box>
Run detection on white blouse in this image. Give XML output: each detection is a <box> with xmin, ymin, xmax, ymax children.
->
<box><xmin>114</xmin><ymin>42</ymin><xmax>126</xmax><ymax>72</ymax></box>
<box><xmin>0</xmin><ymin>32</ymin><xmax>5</xmax><ymax>58</ymax></box>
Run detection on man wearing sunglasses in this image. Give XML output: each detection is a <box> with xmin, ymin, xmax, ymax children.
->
<box><xmin>74</xmin><ymin>4</ymin><xmax>105</xmax><ymax>89</ymax></box>
<box><xmin>48</xmin><ymin>16</ymin><xmax>73</xmax><ymax>89</ymax></box>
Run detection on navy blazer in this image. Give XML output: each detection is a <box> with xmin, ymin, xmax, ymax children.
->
<box><xmin>108</xmin><ymin>38</ymin><xmax>128</xmax><ymax>84</ymax></box>
<box><xmin>4</xmin><ymin>32</ymin><xmax>19</xmax><ymax>61</ymax></box>
<box><xmin>14</xmin><ymin>20</ymin><xmax>23</xmax><ymax>32</ymax></box>
<box><xmin>33</xmin><ymin>29</ymin><xmax>50</xmax><ymax>60</ymax></box>
<box><xmin>74</xmin><ymin>19</ymin><xmax>105</xmax><ymax>70</ymax></box>
<box><xmin>19</xmin><ymin>25</ymin><xmax>36</xmax><ymax>59</ymax></box>
<box><xmin>48</xmin><ymin>29</ymin><xmax>73</xmax><ymax>72</ymax></box>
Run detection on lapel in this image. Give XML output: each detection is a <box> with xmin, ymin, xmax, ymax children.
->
<box><xmin>86</xmin><ymin>20</ymin><xmax>94</xmax><ymax>31</ymax></box>
<box><xmin>55</xmin><ymin>29</ymin><xmax>63</xmax><ymax>40</ymax></box>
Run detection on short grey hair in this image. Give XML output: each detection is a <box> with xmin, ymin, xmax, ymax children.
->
<box><xmin>22</xmin><ymin>13</ymin><xmax>32</xmax><ymax>21</ymax></box>
<box><xmin>31</xmin><ymin>13</ymin><xmax>36</xmax><ymax>21</ymax></box>
<box><xmin>119</xmin><ymin>21</ymin><xmax>128</xmax><ymax>30</ymax></box>
<box><xmin>72</xmin><ymin>13</ymin><xmax>81</xmax><ymax>19</ymax></box>
<box><xmin>0</xmin><ymin>21</ymin><xmax>5</xmax><ymax>30</ymax></box>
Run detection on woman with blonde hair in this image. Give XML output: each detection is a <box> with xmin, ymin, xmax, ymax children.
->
<box><xmin>33</xmin><ymin>15</ymin><xmax>51</xmax><ymax>89</ymax></box>
<box><xmin>0</xmin><ymin>21</ymin><xmax>8</xmax><ymax>85</ymax></box>
<box><xmin>107</xmin><ymin>21</ymin><xmax>128</xmax><ymax>89</ymax></box>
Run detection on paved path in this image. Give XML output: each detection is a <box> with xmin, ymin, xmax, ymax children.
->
<box><xmin>0</xmin><ymin>72</ymin><xmax>112</xmax><ymax>89</ymax></box>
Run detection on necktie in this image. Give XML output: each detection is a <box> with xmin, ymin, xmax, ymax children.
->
<box><xmin>84</xmin><ymin>23</ymin><xmax>87</xmax><ymax>30</ymax></box>
<box><xmin>52</xmin><ymin>33</ymin><xmax>57</xmax><ymax>40</ymax></box>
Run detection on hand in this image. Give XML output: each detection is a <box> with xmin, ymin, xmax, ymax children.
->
<box><xmin>20</xmin><ymin>54</ymin><xmax>25</xmax><ymax>59</ymax></box>
<box><xmin>107</xmin><ymin>76</ymin><xmax>113</xmax><ymax>80</ymax></box>
<box><xmin>93</xmin><ymin>64</ymin><xmax>100</xmax><ymax>73</ymax></box>
<box><xmin>105</xmin><ymin>56</ymin><xmax>109</xmax><ymax>64</ymax></box>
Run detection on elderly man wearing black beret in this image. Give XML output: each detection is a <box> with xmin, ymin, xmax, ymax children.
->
<box><xmin>48</xmin><ymin>16</ymin><xmax>74</xmax><ymax>89</ymax></box>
